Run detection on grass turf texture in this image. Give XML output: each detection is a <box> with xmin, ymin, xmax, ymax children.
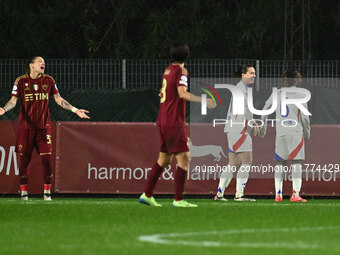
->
<box><xmin>1</xmin><ymin>198</ymin><xmax>340</xmax><ymax>255</ymax></box>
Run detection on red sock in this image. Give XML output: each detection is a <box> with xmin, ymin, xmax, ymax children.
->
<box><xmin>19</xmin><ymin>154</ymin><xmax>31</xmax><ymax>185</ymax></box>
<box><xmin>20</xmin><ymin>184</ymin><xmax>28</xmax><ymax>192</ymax></box>
<box><xmin>144</xmin><ymin>163</ymin><xmax>164</xmax><ymax>197</ymax></box>
<box><xmin>41</xmin><ymin>154</ymin><xmax>53</xmax><ymax>184</ymax></box>
<box><xmin>174</xmin><ymin>166</ymin><xmax>187</xmax><ymax>201</ymax></box>
<box><xmin>20</xmin><ymin>184</ymin><xmax>28</xmax><ymax>196</ymax></box>
<box><xmin>44</xmin><ymin>184</ymin><xmax>52</xmax><ymax>194</ymax></box>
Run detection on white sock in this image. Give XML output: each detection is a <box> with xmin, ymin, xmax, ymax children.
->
<box><xmin>236</xmin><ymin>164</ymin><xmax>250</xmax><ymax>198</ymax></box>
<box><xmin>274</xmin><ymin>165</ymin><xmax>284</xmax><ymax>197</ymax></box>
<box><xmin>292</xmin><ymin>164</ymin><xmax>302</xmax><ymax>197</ymax></box>
<box><xmin>216</xmin><ymin>165</ymin><xmax>233</xmax><ymax>197</ymax></box>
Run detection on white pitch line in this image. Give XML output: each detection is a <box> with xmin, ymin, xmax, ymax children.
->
<box><xmin>138</xmin><ymin>226</ymin><xmax>340</xmax><ymax>250</ymax></box>
<box><xmin>199</xmin><ymin>202</ymin><xmax>340</xmax><ymax>207</ymax></box>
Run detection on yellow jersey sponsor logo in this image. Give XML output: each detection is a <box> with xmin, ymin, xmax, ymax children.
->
<box><xmin>25</xmin><ymin>93</ymin><xmax>49</xmax><ymax>102</ymax></box>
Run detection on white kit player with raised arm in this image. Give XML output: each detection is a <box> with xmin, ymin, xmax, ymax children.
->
<box><xmin>215</xmin><ymin>65</ymin><xmax>259</xmax><ymax>202</ymax></box>
<box><xmin>261</xmin><ymin>69</ymin><xmax>310</xmax><ymax>202</ymax></box>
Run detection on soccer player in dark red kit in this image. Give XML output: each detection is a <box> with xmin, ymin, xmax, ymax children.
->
<box><xmin>0</xmin><ymin>56</ymin><xmax>90</xmax><ymax>201</ymax></box>
<box><xmin>139</xmin><ymin>42</ymin><xmax>216</xmax><ymax>207</ymax></box>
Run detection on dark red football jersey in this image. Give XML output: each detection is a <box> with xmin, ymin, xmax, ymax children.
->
<box><xmin>11</xmin><ymin>74</ymin><xmax>59</xmax><ymax>129</ymax></box>
<box><xmin>156</xmin><ymin>63</ymin><xmax>188</xmax><ymax>127</ymax></box>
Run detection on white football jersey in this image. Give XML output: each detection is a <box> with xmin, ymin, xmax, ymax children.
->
<box><xmin>224</xmin><ymin>81</ymin><xmax>253</xmax><ymax>134</ymax></box>
<box><xmin>261</xmin><ymin>86</ymin><xmax>310</xmax><ymax>138</ymax></box>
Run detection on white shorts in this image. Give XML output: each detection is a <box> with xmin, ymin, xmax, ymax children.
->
<box><xmin>275</xmin><ymin>134</ymin><xmax>305</xmax><ymax>160</ymax></box>
<box><xmin>227</xmin><ymin>132</ymin><xmax>252</xmax><ymax>153</ymax></box>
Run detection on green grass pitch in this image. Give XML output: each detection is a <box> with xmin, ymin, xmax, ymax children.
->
<box><xmin>1</xmin><ymin>197</ymin><xmax>340</xmax><ymax>255</ymax></box>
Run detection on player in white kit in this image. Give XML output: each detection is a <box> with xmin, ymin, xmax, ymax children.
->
<box><xmin>261</xmin><ymin>69</ymin><xmax>310</xmax><ymax>202</ymax></box>
<box><xmin>214</xmin><ymin>65</ymin><xmax>260</xmax><ymax>202</ymax></box>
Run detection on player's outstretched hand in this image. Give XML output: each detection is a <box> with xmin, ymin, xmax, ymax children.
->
<box><xmin>206</xmin><ymin>98</ymin><xmax>216</xmax><ymax>109</ymax></box>
<box><xmin>259</xmin><ymin>125</ymin><xmax>267</xmax><ymax>139</ymax></box>
<box><xmin>76</xmin><ymin>109</ymin><xmax>90</xmax><ymax>119</ymax></box>
<box><xmin>0</xmin><ymin>107</ymin><xmax>5</xmax><ymax>116</ymax></box>
<box><xmin>252</xmin><ymin>125</ymin><xmax>260</xmax><ymax>137</ymax></box>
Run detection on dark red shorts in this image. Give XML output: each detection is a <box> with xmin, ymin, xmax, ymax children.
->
<box><xmin>159</xmin><ymin>126</ymin><xmax>189</xmax><ymax>154</ymax></box>
<box><xmin>16</xmin><ymin>128</ymin><xmax>52</xmax><ymax>155</ymax></box>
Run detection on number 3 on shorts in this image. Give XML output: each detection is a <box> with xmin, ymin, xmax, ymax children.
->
<box><xmin>46</xmin><ymin>135</ymin><xmax>52</xmax><ymax>144</ymax></box>
<box><xmin>160</xmin><ymin>78</ymin><xmax>167</xmax><ymax>103</ymax></box>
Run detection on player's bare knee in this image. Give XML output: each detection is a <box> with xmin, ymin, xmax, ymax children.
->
<box><xmin>157</xmin><ymin>158</ymin><xmax>171</xmax><ymax>168</ymax></box>
<box><xmin>243</xmin><ymin>159</ymin><xmax>252</xmax><ymax>165</ymax></box>
<box><xmin>238</xmin><ymin>152</ymin><xmax>252</xmax><ymax>165</ymax></box>
<box><xmin>157</xmin><ymin>152</ymin><xmax>172</xmax><ymax>168</ymax></box>
<box><xmin>228</xmin><ymin>153</ymin><xmax>239</xmax><ymax>166</ymax></box>
<box><xmin>228</xmin><ymin>161</ymin><xmax>238</xmax><ymax>167</ymax></box>
<box><xmin>157</xmin><ymin>160</ymin><xmax>169</xmax><ymax>168</ymax></box>
<box><xmin>178</xmin><ymin>164</ymin><xmax>189</xmax><ymax>171</ymax></box>
<box><xmin>175</xmin><ymin>152</ymin><xmax>189</xmax><ymax>170</ymax></box>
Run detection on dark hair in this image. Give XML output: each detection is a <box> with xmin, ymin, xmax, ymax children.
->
<box><xmin>170</xmin><ymin>42</ymin><xmax>189</xmax><ymax>63</ymax></box>
<box><xmin>234</xmin><ymin>65</ymin><xmax>254</xmax><ymax>78</ymax></box>
<box><xmin>25</xmin><ymin>56</ymin><xmax>40</xmax><ymax>74</ymax></box>
<box><xmin>280</xmin><ymin>69</ymin><xmax>301</xmax><ymax>87</ymax></box>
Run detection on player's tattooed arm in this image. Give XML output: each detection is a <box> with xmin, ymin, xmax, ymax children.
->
<box><xmin>0</xmin><ymin>96</ymin><xmax>18</xmax><ymax>115</ymax></box>
<box><xmin>61</xmin><ymin>99</ymin><xmax>72</xmax><ymax>109</ymax></box>
<box><xmin>53</xmin><ymin>93</ymin><xmax>90</xmax><ymax>119</ymax></box>
<box><xmin>54</xmin><ymin>93</ymin><xmax>73</xmax><ymax>111</ymax></box>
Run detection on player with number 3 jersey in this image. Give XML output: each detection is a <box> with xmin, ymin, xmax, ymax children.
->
<box><xmin>0</xmin><ymin>56</ymin><xmax>90</xmax><ymax>201</ymax></box>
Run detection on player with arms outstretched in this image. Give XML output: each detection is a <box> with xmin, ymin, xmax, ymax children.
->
<box><xmin>139</xmin><ymin>42</ymin><xmax>215</xmax><ymax>207</ymax></box>
<box><xmin>0</xmin><ymin>56</ymin><xmax>90</xmax><ymax>201</ymax></box>
<box><xmin>260</xmin><ymin>69</ymin><xmax>310</xmax><ymax>202</ymax></box>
